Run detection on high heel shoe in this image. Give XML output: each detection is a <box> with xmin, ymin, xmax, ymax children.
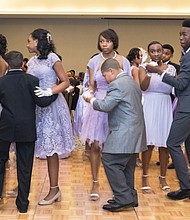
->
<box><xmin>82</xmin><ymin>150</ymin><xmax>90</xmax><ymax>161</ymax></box>
<box><xmin>136</xmin><ymin>158</ymin><xmax>143</xmax><ymax>167</ymax></box>
<box><xmin>159</xmin><ymin>175</ymin><xmax>170</xmax><ymax>191</ymax></box>
<box><xmin>141</xmin><ymin>174</ymin><xmax>151</xmax><ymax>191</ymax></box>
<box><xmin>7</xmin><ymin>186</ymin><xmax>18</xmax><ymax>197</ymax></box>
<box><xmin>90</xmin><ymin>180</ymin><xmax>99</xmax><ymax>201</ymax></box>
<box><xmin>38</xmin><ymin>186</ymin><xmax>61</xmax><ymax>205</ymax></box>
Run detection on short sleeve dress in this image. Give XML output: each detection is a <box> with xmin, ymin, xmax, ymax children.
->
<box><xmin>27</xmin><ymin>52</ymin><xmax>75</xmax><ymax>158</ymax></box>
<box><xmin>142</xmin><ymin>64</ymin><xmax>176</xmax><ymax>147</ymax></box>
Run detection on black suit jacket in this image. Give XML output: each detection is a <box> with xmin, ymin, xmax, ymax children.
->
<box><xmin>163</xmin><ymin>51</ymin><xmax>190</xmax><ymax>113</ymax></box>
<box><xmin>0</xmin><ymin>70</ymin><xmax>57</xmax><ymax>142</ymax></box>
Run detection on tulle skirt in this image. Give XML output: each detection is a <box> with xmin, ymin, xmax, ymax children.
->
<box><xmin>80</xmin><ymin>89</ymin><xmax>109</xmax><ymax>149</ymax></box>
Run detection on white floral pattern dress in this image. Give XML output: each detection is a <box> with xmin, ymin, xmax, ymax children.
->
<box><xmin>27</xmin><ymin>52</ymin><xmax>75</xmax><ymax>158</ymax></box>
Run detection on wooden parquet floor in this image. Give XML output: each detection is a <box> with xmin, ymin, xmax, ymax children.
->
<box><xmin>1</xmin><ymin>141</ymin><xmax>190</xmax><ymax>220</ymax></box>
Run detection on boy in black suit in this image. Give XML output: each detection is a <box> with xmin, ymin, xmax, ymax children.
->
<box><xmin>0</xmin><ymin>51</ymin><xmax>57</xmax><ymax>213</ymax></box>
<box><xmin>162</xmin><ymin>44</ymin><xmax>180</xmax><ymax>75</ymax></box>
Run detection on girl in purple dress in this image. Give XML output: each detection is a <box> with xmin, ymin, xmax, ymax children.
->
<box><xmin>139</xmin><ymin>41</ymin><xmax>176</xmax><ymax>192</ymax></box>
<box><xmin>127</xmin><ymin>47</ymin><xmax>143</xmax><ymax>167</ymax></box>
<box><xmin>80</xmin><ymin>29</ymin><xmax>131</xmax><ymax>200</ymax></box>
<box><xmin>27</xmin><ymin>28</ymin><xmax>75</xmax><ymax>205</ymax></box>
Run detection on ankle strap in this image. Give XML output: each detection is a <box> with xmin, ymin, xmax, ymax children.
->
<box><xmin>159</xmin><ymin>175</ymin><xmax>166</xmax><ymax>179</ymax></box>
<box><xmin>50</xmin><ymin>185</ymin><xmax>59</xmax><ymax>189</ymax></box>
<box><xmin>142</xmin><ymin>174</ymin><xmax>149</xmax><ymax>177</ymax></box>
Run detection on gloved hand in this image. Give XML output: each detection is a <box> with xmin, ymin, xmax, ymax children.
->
<box><xmin>34</xmin><ymin>86</ymin><xmax>53</xmax><ymax>97</ymax></box>
<box><xmin>65</xmin><ymin>85</ymin><xmax>74</xmax><ymax>93</ymax></box>
<box><xmin>82</xmin><ymin>90</ymin><xmax>91</xmax><ymax>99</ymax></box>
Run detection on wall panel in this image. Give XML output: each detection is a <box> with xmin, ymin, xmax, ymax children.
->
<box><xmin>0</xmin><ymin>18</ymin><xmax>183</xmax><ymax>73</ymax></box>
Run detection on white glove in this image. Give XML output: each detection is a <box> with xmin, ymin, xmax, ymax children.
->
<box><xmin>65</xmin><ymin>85</ymin><xmax>74</xmax><ymax>93</ymax></box>
<box><xmin>34</xmin><ymin>86</ymin><xmax>53</xmax><ymax>97</ymax></box>
<box><xmin>82</xmin><ymin>90</ymin><xmax>91</xmax><ymax>98</ymax></box>
<box><xmin>76</xmin><ymin>84</ymin><xmax>83</xmax><ymax>91</ymax></box>
<box><xmin>148</xmin><ymin>61</ymin><xmax>158</xmax><ymax>66</ymax></box>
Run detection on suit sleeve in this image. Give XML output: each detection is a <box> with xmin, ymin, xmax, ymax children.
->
<box><xmin>93</xmin><ymin>82</ymin><xmax>121</xmax><ymax>112</ymax></box>
<box><xmin>163</xmin><ymin>61</ymin><xmax>190</xmax><ymax>91</ymax></box>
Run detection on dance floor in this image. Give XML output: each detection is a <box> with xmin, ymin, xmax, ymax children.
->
<box><xmin>0</xmin><ymin>138</ymin><xmax>190</xmax><ymax>220</ymax></box>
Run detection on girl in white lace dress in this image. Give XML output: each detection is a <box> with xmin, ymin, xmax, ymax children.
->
<box><xmin>139</xmin><ymin>41</ymin><xmax>176</xmax><ymax>192</ymax></box>
<box><xmin>27</xmin><ymin>28</ymin><xmax>75</xmax><ymax>205</ymax></box>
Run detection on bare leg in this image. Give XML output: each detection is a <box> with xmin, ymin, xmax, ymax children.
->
<box><xmin>89</xmin><ymin>140</ymin><xmax>101</xmax><ymax>200</ymax></box>
<box><xmin>159</xmin><ymin>147</ymin><xmax>170</xmax><ymax>190</ymax></box>
<box><xmin>82</xmin><ymin>141</ymin><xmax>90</xmax><ymax>161</ymax></box>
<box><xmin>183</xmin><ymin>149</ymin><xmax>190</xmax><ymax>168</ymax></box>
<box><xmin>136</xmin><ymin>153</ymin><xmax>142</xmax><ymax>167</ymax></box>
<box><xmin>43</xmin><ymin>153</ymin><xmax>59</xmax><ymax>200</ymax></box>
<box><xmin>142</xmin><ymin>145</ymin><xmax>154</xmax><ymax>192</ymax></box>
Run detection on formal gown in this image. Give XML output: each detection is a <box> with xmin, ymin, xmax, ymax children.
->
<box><xmin>27</xmin><ymin>52</ymin><xmax>75</xmax><ymax>159</ymax></box>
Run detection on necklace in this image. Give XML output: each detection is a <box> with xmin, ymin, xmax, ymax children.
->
<box><xmin>101</xmin><ymin>51</ymin><xmax>117</xmax><ymax>60</ymax></box>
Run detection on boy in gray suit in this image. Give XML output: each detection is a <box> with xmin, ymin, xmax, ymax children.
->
<box><xmin>84</xmin><ymin>58</ymin><xmax>147</xmax><ymax>212</ymax></box>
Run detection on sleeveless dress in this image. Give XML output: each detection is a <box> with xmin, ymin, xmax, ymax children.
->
<box><xmin>27</xmin><ymin>52</ymin><xmax>75</xmax><ymax>158</ymax></box>
<box><xmin>73</xmin><ymin>69</ymin><xmax>89</xmax><ymax>137</ymax></box>
<box><xmin>80</xmin><ymin>53</ymin><xmax>131</xmax><ymax>148</ymax></box>
<box><xmin>142</xmin><ymin>64</ymin><xmax>176</xmax><ymax>147</ymax></box>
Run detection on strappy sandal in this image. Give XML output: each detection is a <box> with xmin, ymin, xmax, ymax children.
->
<box><xmin>141</xmin><ymin>174</ymin><xmax>151</xmax><ymax>192</ymax></box>
<box><xmin>159</xmin><ymin>175</ymin><xmax>170</xmax><ymax>191</ymax></box>
<box><xmin>90</xmin><ymin>180</ymin><xmax>99</xmax><ymax>201</ymax></box>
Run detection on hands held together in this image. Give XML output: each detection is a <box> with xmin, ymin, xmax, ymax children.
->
<box><xmin>146</xmin><ymin>63</ymin><xmax>167</xmax><ymax>75</ymax></box>
<box><xmin>34</xmin><ymin>86</ymin><xmax>94</xmax><ymax>104</ymax></box>
<box><xmin>82</xmin><ymin>90</ymin><xmax>94</xmax><ymax>103</ymax></box>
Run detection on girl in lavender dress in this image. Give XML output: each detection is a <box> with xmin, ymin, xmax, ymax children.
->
<box><xmin>127</xmin><ymin>47</ymin><xmax>144</xmax><ymax>167</ymax></box>
<box><xmin>139</xmin><ymin>41</ymin><xmax>176</xmax><ymax>192</ymax></box>
<box><xmin>27</xmin><ymin>28</ymin><xmax>75</xmax><ymax>205</ymax></box>
<box><xmin>80</xmin><ymin>29</ymin><xmax>131</xmax><ymax>200</ymax></box>
<box><xmin>73</xmin><ymin>69</ymin><xmax>89</xmax><ymax>138</ymax></box>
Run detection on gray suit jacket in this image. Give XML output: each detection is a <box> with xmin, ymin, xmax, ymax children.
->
<box><xmin>93</xmin><ymin>72</ymin><xmax>147</xmax><ymax>154</ymax></box>
<box><xmin>162</xmin><ymin>51</ymin><xmax>190</xmax><ymax>113</ymax></box>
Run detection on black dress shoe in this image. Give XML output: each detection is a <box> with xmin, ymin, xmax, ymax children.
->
<box><xmin>107</xmin><ymin>199</ymin><xmax>115</xmax><ymax>204</ymax></box>
<box><xmin>17</xmin><ymin>207</ymin><xmax>28</xmax><ymax>213</ymax></box>
<box><xmin>168</xmin><ymin>163</ymin><xmax>175</xmax><ymax>169</ymax></box>
<box><xmin>103</xmin><ymin>201</ymin><xmax>137</xmax><ymax>212</ymax></box>
<box><xmin>167</xmin><ymin>189</ymin><xmax>190</xmax><ymax>200</ymax></box>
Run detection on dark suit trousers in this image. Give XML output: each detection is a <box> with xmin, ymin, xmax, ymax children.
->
<box><xmin>0</xmin><ymin>140</ymin><xmax>10</xmax><ymax>198</ymax></box>
<box><xmin>102</xmin><ymin>152</ymin><xmax>138</xmax><ymax>205</ymax></box>
<box><xmin>167</xmin><ymin>112</ymin><xmax>190</xmax><ymax>189</ymax></box>
<box><xmin>0</xmin><ymin>140</ymin><xmax>35</xmax><ymax>210</ymax></box>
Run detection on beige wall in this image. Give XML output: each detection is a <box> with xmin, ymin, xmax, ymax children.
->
<box><xmin>0</xmin><ymin>18</ymin><xmax>183</xmax><ymax>73</ymax></box>
<box><xmin>1</xmin><ymin>0</ymin><xmax>190</xmax><ymax>18</ymax></box>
